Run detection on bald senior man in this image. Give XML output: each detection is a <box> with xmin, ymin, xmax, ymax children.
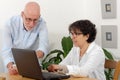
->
<box><xmin>1</xmin><ymin>2</ymin><xmax>49</xmax><ymax>75</ymax></box>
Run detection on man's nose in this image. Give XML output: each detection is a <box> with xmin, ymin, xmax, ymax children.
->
<box><xmin>29</xmin><ymin>21</ymin><xmax>35</xmax><ymax>27</ymax></box>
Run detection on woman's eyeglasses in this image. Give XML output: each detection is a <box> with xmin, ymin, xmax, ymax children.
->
<box><xmin>69</xmin><ymin>32</ymin><xmax>83</xmax><ymax>37</ymax></box>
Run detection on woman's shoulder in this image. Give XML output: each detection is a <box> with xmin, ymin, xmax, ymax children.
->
<box><xmin>90</xmin><ymin>42</ymin><xmax>102</xmax><ymax>50</ymax></box>
<box><xmin>88</xmin><ymin>42</ymin><xmax>104</xmax><ymax>54</ymax></box>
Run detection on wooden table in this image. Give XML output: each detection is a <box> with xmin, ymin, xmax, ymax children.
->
<box><xmin>0</xmin><ymin>73</ymin><xmax>97</xmax><ymax>80</ymax></box>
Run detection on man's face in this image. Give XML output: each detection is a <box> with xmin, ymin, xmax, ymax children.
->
<box><xmin>22</xmin><ymin>12</ymin><xmax>40</xmax><ymax>31</ymax></box>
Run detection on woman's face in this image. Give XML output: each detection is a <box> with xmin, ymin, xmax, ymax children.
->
<box><xmin>70</xmin><ymin>30</ymin><xmax>89</xmax><ymax>48</ymax></box>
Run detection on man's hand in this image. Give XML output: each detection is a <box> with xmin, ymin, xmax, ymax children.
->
<box><xmin>7</xmin><ymin>62</ymin><xmax>18</xmax><ymax>75</ymax></box>
<box><xmin>36</xmin><ymin>50</ymin><xmax>44</xmax><ymax>58</ymax></box>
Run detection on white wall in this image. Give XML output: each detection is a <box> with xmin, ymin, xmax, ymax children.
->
<box><xmin>39</xmin><ymin>0</ymin><xmax>85</xmax><ymax>50</ymax></box>
<box><xmin>0</xmin><ymin>0</ymin><xmax>120</xmax><ymax>72</ymax></box>
<box><xmin>82</xmin><ymin>0</ymin><xmax>120</xmax><ymax>60</ymax></box>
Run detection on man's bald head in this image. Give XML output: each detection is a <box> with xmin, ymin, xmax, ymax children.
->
<box><xmin>24</xmin><ymin>2</ymin><xmax>40</xmax><ymax>17</ymax></box>
<box><xmin>21</xmin><ymin>2</ymin><xmax>41</xmax><ymax>31</ymax></box>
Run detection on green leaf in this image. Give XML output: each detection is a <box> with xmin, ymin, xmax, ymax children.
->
<box><xmin>62</xmin><ymin>36</ymin><xmax>73</xmax><ymax>57</ymax></box>
<box><xmin>42</xmin><ymin>49</ymin><xmax>63</xmax><ymax>63</ymax></box>
<box><xmin>49</xmin><ymin>56</ymin><xmax>62</xmax><ymax>64</ymax></box>
<box><xmin>47</xmin><ymin>49</ymin><xmax>63</xmax><ymax>57</ymax></box>
<box><xmin>103</xmin><ymin>48</ymin><xmax>114</xmax><ymax>60</ymax></box>
<box><xmin>49</xmin><ymin>57</ymin><xmax>57</xmax><ymax>63</ymax></box>
<box><xmin>42</xmin><ymin>62</ymin><xmax>52</xmax><ymax>69</ymax></box>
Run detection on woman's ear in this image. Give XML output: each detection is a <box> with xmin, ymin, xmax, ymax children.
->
<box><xmin>86</xmin><ymin>34</ymin><xmax>89</xmax><ymax>40</ymax></box>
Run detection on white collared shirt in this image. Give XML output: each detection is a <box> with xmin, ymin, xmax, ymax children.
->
<box><xmin>60</xmin><ymin>42</ymin><xmax>106</xmax><ymax>80</ymax></box>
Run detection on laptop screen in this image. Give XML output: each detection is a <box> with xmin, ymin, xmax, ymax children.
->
<box><xmin>12</xmin><ymin>48</ymin><xmax>43</xmax><ymax>79</ymax></box>
<box><xmin>12</xmin><ymin>48</ymin><xmax>70</xmax><ymax>80</ymax></box>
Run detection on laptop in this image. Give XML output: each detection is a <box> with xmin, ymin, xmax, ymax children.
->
<box><xmin>11</xmin><ymin>48</ymin><xmax>70</xmax><ymax>80</ymax></box>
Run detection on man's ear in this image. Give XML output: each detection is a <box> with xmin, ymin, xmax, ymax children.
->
<box><xmin>21</xmin><ymin>11</ymin><xmax>24</xmax><ymax>17</ymax></box>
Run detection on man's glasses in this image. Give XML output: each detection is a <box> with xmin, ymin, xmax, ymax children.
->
<box><xmin>23</xmin><ymin>14</ymin><xmax>40</xmax><ymax>23</ymax></box>
<box><xmin>69</xmin><ymin>32</ymin><xmax>83</xmax><ymax>37</ymax></box>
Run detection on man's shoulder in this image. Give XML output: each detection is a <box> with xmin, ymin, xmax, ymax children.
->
<box><xmin>7</xmin><ymin>15</ymin><xmax>22</xmax><ymax>25</ymax></box>
<box><xmin>10</xmin><ymin>15</ymin><xmax>21</xmax><ymax>21</ymax></box>
<box><xmin>5</xmin><ymin>15</ymin><xmax>22</xmax><ymax>28</ymax></box>
<box><xmin>39</xmin><ymin>17</ymin><xmax>46</xmax><ymax>23</ymax></box>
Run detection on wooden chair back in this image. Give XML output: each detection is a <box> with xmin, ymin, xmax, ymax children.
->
<box><xmin>105</xmin><ymin>59</ymin><xmax>117</xmax><ymax>69</ymax></box>
<box><xmin>114</xmin><ymin>61</ymin><xmax>120</xmax><ymax>80</ymax></box>
<box><xmin>105</xmin><ymin>59</ymin><xmax>120</xmax><ymax>80</ymax></box>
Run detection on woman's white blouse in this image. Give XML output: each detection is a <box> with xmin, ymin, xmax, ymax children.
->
<box><xmin>60</xmin><ymin>42</ymin><xmax>106</xmax><ymax>80</ymax></box>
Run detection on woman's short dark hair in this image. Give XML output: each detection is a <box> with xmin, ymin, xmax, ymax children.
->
<box><xmin>69</xmin><ymin>20</ymin><xmax>96</xmax><ymax>43</ymax></box>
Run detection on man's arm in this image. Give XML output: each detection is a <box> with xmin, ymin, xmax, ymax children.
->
<box><xmin>37</xmin><ymin>19</ymin><xmax>49</xmax><ymax>58</ymax></box>
<box><xmin>1</xmin><ymin>22</ymin><xmax>14</xmax><ymax>67</ymax></box>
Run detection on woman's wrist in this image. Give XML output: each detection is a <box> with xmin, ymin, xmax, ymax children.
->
<box><xmin>58</xmin><ymin>65</ymin><xmax>68</xmax><ymax>74</ymax></box>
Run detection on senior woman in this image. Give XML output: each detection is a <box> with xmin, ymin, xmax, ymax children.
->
<box><xmin>47</xmin><ymin>20</ymin><xmax>106</xmax><ymax>80</ymax></box>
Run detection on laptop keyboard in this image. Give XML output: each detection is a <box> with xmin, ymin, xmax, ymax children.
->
<box><xmin>42</xmin><ymin>72</ymin><xmax>63</xmax><ymax>77</ymax></box>
<box><xmin>42</xmin><ymin>72</ymin><xmax>70</xmax><ymax>79</ymax></box>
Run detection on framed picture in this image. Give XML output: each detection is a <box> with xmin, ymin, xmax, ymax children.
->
<box><xmin>105</xmin><ymin>4</ymin><xmax>111</xmax><ymax>12</ymax></box>
<box><xmin>101</xmin><ymin>25</ymin><xmax>117</xmax><ymax>48</ymax></box>
<box><xmin>106</xmin><ymin>32</ymin><xmax>112</xmax><ymax>41</ymax></box>
<box><xmin>101</xmin><ymin>0</ymin><xmax>116</xmax><ymax>19</ymax></box>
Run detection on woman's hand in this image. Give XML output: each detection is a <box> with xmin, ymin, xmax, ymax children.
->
<box><xmin>47</xmin><ymin>64</ymin><xmax>60</xmax><ymax>72</ymax></box>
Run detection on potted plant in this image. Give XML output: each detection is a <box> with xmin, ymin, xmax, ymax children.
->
<box><xmin>42</xmin><ymin>36</ymin><xmax>73</xmax><ymax>69</ymax></box>
<box><xmin>103</xmin><ymin>48</ymin><xmax>114</xmax><ymax>80</ymax></box>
